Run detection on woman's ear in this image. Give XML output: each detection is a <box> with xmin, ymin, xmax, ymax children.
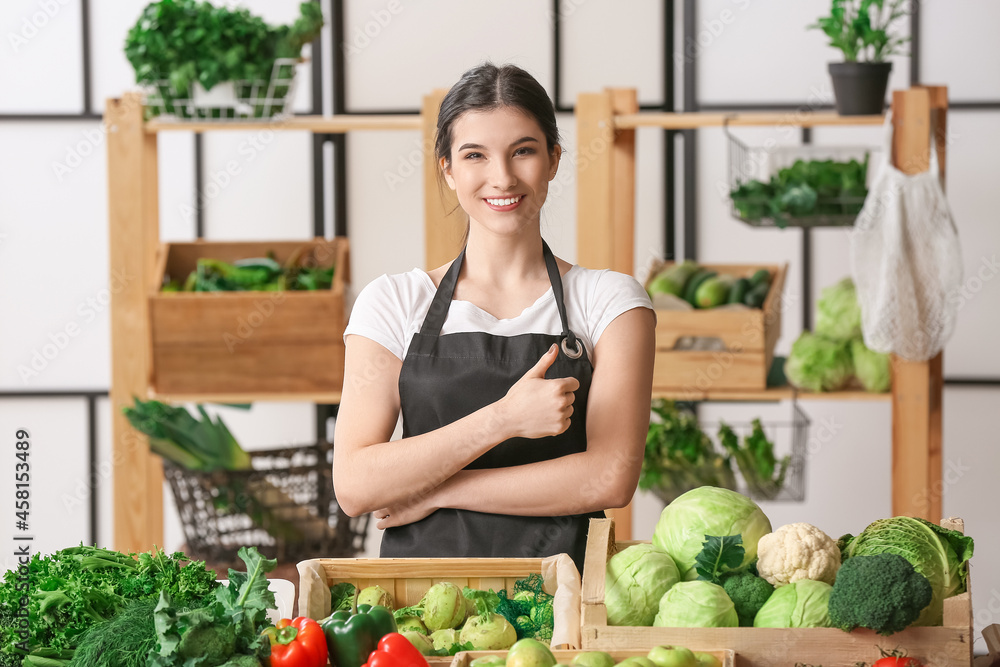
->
<box><xmin>440</xmin><ymin>156</ymin><xmax>456</xmax><ymax>191</ymax></box>
<box><xmin>549</xmin><ymin>144</ymin><xmax>562</xmax><ymax>181</ymax></box>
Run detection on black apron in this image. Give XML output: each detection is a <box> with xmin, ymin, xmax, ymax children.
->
<box><xmin>382</xmin><ymin>240</ymin><xmax>603</xmax><ymax>571</ymax></box>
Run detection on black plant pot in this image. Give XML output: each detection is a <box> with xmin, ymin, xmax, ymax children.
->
<box><xmin>828</xmin><ymin>61</ymin><xmax>892</xmax><ymax>115</ymax></box>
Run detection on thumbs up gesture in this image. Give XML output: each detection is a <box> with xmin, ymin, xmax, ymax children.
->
<box><xmin>499</xmin><ymin>343</ymin><xmax>581</xmax><ymax>439</ymax></box>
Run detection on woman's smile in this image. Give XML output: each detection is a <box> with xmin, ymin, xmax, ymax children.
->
<box><xmin>483</xmin><ymin>194</ymin><xmax>526</xmax><ymax>211</ymax></box>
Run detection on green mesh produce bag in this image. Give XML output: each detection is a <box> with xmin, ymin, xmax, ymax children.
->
<box><xmin>494</xmin><ymin>574</ymin><xmax>555</xmax><ymax>641</ymax></box>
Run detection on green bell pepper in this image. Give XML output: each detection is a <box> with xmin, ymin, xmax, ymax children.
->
<box><xmin>321</xmin><ymin>602</ymin><xmax>397</xmax><ymax>667</ymax></box>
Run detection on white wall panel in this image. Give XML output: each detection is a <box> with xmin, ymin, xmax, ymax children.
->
<box><xmin>922</xmin><ymin>0</ymin><xmax>1000</xmax><ymax>101</ymax></box>
<box><xmin>0</xmin><ymin>0</ymin><xmax>84</xmax><ymax>113</ymax></box>
<box><xmin>560</xmin><ymin>0</ymin><xmax>664</xmax><ymax>108</ymax></box>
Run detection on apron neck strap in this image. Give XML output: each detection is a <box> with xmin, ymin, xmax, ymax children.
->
<box><xmin>418</xmin><ymin>240</ymin><xmax>579</xmax><ymax>352</ymax></box>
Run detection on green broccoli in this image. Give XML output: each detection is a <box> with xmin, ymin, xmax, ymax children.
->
<box><xmin>721</xmin><ymin>571</ymin><xmax>774</xmax><ymax>627</ymax></box>
<box><xmin>828</xmin><ymin>553</ymin><xmax>932</xmax><ymax>636</ymax></box>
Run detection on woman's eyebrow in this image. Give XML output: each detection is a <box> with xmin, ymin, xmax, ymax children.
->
<box><xmin>457</xmin><ymin>137</ymin><xmax>539</xmax><ymax>152</ymax></box>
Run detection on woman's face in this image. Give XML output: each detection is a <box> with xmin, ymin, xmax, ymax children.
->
<box><xmin>441</xmin><ymin>106</ymin><xmax>561</xmax><ymax>238</ymax></box>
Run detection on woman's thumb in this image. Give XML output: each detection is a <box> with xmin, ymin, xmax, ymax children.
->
<box><xmin>525</xmin><ymin>343</ymin><xmax>558</xmax><ymax>378</ymax></box>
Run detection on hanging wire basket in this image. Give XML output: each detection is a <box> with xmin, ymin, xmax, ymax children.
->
<box><xmin>163</xmin><ymin>440</ymin><xmax>369</xmax><ymax>564</ymax></box>
<box><xmin>142</xmin><ymin>57</ymin><xmax>301</xmax><ymax>122</ymax></box>
<box><xmin>725</xmin><ymin>116</ymin><xmax>877</xmax><ymax>228</ymax></box>
<box><xmin>646</xmin><ymin>400</ymin><xmax>809</xmax><ymax>504</ymax></box>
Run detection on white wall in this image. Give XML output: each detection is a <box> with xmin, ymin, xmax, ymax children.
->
<box><xmin>1</xmin><ymin>0</ymin><xmax>998</xmax><ymax>649</ymax></box>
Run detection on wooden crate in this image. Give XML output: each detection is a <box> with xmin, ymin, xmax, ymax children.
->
<box><xmin>297</xmin><ymin>556</ymin><xmax>581</xmax><ymax>649</ymax></box>
<box><xmin>148</xmin><ymin>237</ymin><xmax>349</xmax><ymax>395</ymax></box>
<box><xmin>644</xmin><ymin>262</ymin><xmax>787</xmax><ymax>392</ymax></box>
<box><xmin>581</xmin><ymin>519</ymin><xmax>973</xmax><ymax>667</ymax></box>
<box><xmin>451</xmin><ymin>648</ymin><xmax>735</xmax><ymax>667</ymax></box>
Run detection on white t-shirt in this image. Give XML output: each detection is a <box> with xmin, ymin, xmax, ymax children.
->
<box><xmin>344</xmin><ymin>265</ymin><xmax>655</xmax><ymax>362</ymax></box>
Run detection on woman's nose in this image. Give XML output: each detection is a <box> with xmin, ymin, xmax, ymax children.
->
<box><xmin>489</xmin><ymin>159</ymin><xmax>517</xmax><ymax>190</ymax></box>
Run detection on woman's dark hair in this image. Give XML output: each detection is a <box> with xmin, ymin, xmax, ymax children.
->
<box><xmin>435</xmin><ymin>63</ymin><xmax>561</xmax><ymax>166</ymax></box>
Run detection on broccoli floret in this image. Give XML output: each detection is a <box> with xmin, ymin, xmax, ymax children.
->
<box><xmin>828</xmin><ymin>553</ymin><xmax>932</xmax><ymax>636</ymax></box>
<box><xmin>721</xmin><ymin>571</ymin><xmax>774</xmax><ymax>627</ymax></box>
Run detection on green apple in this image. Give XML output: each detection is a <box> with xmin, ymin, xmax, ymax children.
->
<box><xmin>647</xmin><ymin>646</ymin><xmax>698</xmax><ymax>667</ymax></box>
<box><xmin>571</xmin><ymin>652</ymin><xmax>615</xmax><ymax>667</ymax></box>
<box><xmin>692</xmin><ymin>654</ymin><xmax>722</xmax><ymax>667</ymax></box>
<box><xmin>506</xmin><ymin>638</ymin><xmax>557</xmax><ymax>667</ymax></box>
<box><xmin>616</xmin><ymin>659</ymin><xmax>657</xmax><ymax>667</ymax></box>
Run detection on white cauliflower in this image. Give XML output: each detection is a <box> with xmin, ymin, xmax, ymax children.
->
<box><xmin>756</xmin><ymin>522</ymin><xmax>840</xmax><ymax>587</ymax></box>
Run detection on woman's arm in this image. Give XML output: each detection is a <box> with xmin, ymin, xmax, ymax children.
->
<box><xmin>375</xmin><ymin>307</ymin><xmax>655</xmax><ymax>527</ymax></box>
<box><xmin>334</xmin><ymin>335</ymin><xmax>580</xmax><ymax>517</ymax></box>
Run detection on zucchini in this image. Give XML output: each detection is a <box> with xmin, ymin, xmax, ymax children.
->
<box><xmin>648</xmin><ymin>261</ymin><xmax>700</xmax><ymax>298</ymax></box>
<box><xmin>728</xmin><ymin>278</ymin><xmax>751</xmax><ymax>305</ymax></box>
<box><xmin>695</xmin><ymin>275</ymin><xmax>737</xmax><ymax>309</ymax></box>
<box><xmin>684</xmin><ymin>269</ymin><xmax>717</xmax><ymax>306</ymax></box>
<box><xmin>743</xmin><ymin>281</ymin><xmax>771</xmax><ymax>308</ymax></box>
<box><xmin>749</xmin><ymin>268</ymin><xmax>772</xmax><ymax>288</ymax></box>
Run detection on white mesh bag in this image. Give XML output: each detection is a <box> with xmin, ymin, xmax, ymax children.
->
<box><xmin>849</xmin><ymin>110</ymin><xmax>963</xmax><ymax>361</ymax></box>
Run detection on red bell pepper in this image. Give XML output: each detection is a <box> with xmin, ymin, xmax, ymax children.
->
<box><xmin>362</xmin><ymin>632</ymin><xmax>430</xmax><ymax>667</ymax></box>
<box><xmin>263</xmin><ymin>617</ymin><xmax>329</xmax><ymax>667</ymax></box>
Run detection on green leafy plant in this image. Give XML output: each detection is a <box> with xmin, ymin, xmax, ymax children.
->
<box><xmin>808</xmin><ymin>0</ymin><xmax>910</xmax><ymax>62</ymax></box>
<box><xmin>718</xmin><ymin>420</ymin><xmax>791</xmax><ymax>500</ymax></box>
<box><xmin>125</xmin><ymin>0</ymin><xmax>324</xmax><ymax>119</ymax></box>
<box><xmin>730</xmin><ymin>156</ymin><xmax>870</xmax><ymax>228</ymax></box>
<box><xmin>695</xmin><ymin>535</ymin><xmax>746</xmax><ymax>585</ymax></box>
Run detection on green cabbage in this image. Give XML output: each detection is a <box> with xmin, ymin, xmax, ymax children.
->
<box><xmin>752</xmin><ymin>579</ymin><xmax>833</xmax><ymax>628</ymax></box>
<box><xmin>850</xmin><ymin>339</ymin><xmax>891</xmax><ymax>392</ymax></box>
<box><xmin>652</xmin><ymin>487</ymin><xmax>771</xmax><ymax>580</ymax></box>
<box><xmin>785</xmin><ymin>332</ymin><xmax>853</xmax><ymax>392</ymax></box>
<box><xmin>815</xmin><ymin>278</ymin><xmax>862</xmax><ymax>341</ymax></box>
<box><xmin>843</xmin><ymin>517</ymin><xmax>974</xmax><ymax>626</ymax></box>
<box><xmin>652</xmin><ymin>581</ymin><xmax>738</xmax><ymax>627</ymax></box>
<box><xmin>605</xmin><ymin>544</ymin><xmax>680</xmax><ymax>626</ymax></box>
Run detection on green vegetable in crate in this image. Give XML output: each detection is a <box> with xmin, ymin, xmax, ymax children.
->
<box><xmin>395</xmin><ymin>615</ymin><xmax>427</xmax><ymax>634</ymax></box>
<box><xmin>400</xmin><ymin>630</ymin><xmax>433</xmax><ymax>655</ymax></box>
<box><xmin>827</xmin><ymin>553</ymin><xmax>933</xmax><ymax>636</ymax></box>
<box><xmin>429</xmin><ymin>628</ymin><xmax>459</xmax><ymax>652</ymax></box>
<box><xmin>720</xmin><ymin>571</ymin><xmax>773</xmax><ymax>627</ymax></box>
<box><xmin>851</xmin><ymin>338</ymin><xmax>892</xmax><ymax>392</ymax></box>
<box><xmin>320</xmin><ymin>590</ymin><xmax>397</xmax><ymax>667</ymax></box>
<box><xmin>605</xmin><ymin>543</ymin><xmax>681</xmax><ymax>626</ymax></box>
<box><xmin>506</xmin><ymin>638</ymin><xmax>557</xmax><ymax>667</ymax></box>
<box><xmin>840</xmin><ymin>516</ymin><xmax>974</xmax><ymax>626</ymax></box>
<box><xmin>459</xmin><ymin>589</ymin><xmax>517</xmax><ymax>650</ymax></box>
<box><xmin>653</xmin><ymin>486</ymin><xmax>771</xmax><ymax>580</ymax></box>
<box><xmin>647</xmin><ymin>261</ymin><xmax>700</xmax><ymax>298</ymax></box>
<box><xmin>683</xmin><ymin>269</ymin><xmax>717</xmax><ymax>306</ymax></box>
<box><xmin>358</xmin><ymin>586</ymin><xmax>394</xmax><ymax>610</ymax></box>
<box><xmin>652</xmin><ymin>581</ymin><xmax>738</xmax><ymax>628</ymax></box>
<box><xmin>471</xmin><ymin>656</ymin><xmax>507</xmax><ymax>667</ymax></box>
<box><xmin>815</xmin><ymin>278</ymin><xmax>862</xmax><ymax>341</ymax></box>
<box><xmin>571</xmin><ymin>652</ymin><xmax>615</xmax><ymax>667</ymax></box>
<box><xmin>742</xmin><ymin>281</ymin><xmax>770</xmax><ymax>309</ymax></box>
<box><xmin>752</xmin><ymin>579</ymin><xmax>833</xmax><ymax>628</ymax></box>
<box><xmin>647</xmin><ymin>645</ymin><xmax>698</xmax><ymax>667</ymax></box>
<box><xmin>694</xmin><ymin>275</ymin><xmax>736</xmax><ymax>309</ymax></box>
<box><xmin>784</xmin><ymin>331</ymin><xmax>854</xmax><ymax>392</ymax></box>
<box><xmin>727</xmin><ymin>278</ymin><xmax>751</xmax><ymax>305</ymax></box>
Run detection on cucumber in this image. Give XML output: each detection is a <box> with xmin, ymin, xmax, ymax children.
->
<box><xmin>728</xmin><ymin>278</ymin><xmax>751</xmax><ymax>305</ymax></box>
<box><xmin>743</xmin><ymin>281</ymin><xmax>770</xmax><ymax>308</ymax></box>
<box><xmin>683</xmin><ymin>269</ymin><xmax>717</xmax><ymax>306</ymax></box>
<box><xmin>695</xmin><ymin>275</ymin><xmax>736</xmax><ymax>309</ymax></box>
<box><xmin>749</xmin><ymin>268</ymin><xmax>772</xmax><ymax>288</ymax></box>
<box><xmin>647</xmin><ymin>261</ymin><xmax>700</xmax><ymax>298</ymax></box>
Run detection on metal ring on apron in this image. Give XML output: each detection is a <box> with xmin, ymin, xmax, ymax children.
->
<box><xmin>561</xmin><ymin>336</ymin><xmax>583</xmax><ymax>359</ymax></box>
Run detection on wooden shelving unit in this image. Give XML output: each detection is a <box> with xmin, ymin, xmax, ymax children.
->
<box><xmin>576</xmin><ymin>86</ymin><xmax>949</xmax><ymax>539</ymax></box>
<box><xmin>105</xmin><ymin>89</ymin><xmax>462</xmax><ymax>553</ymax></box>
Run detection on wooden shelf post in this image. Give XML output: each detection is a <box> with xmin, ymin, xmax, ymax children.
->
<box><xmin>106</xmin><ymin>92</ymin><xmax>163</xmax><ymax>552</ymax></box>
<box><xmin>423</xmin><ymin>89</ymin><xmax>464</xmax><ymax>270</ymax></box>
<box><xmin>890</xmin><ymin>86</ymin><xmax>948</xmax><ymax>523</ymax></box>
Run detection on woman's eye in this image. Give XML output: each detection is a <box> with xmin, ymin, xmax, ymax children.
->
<box><xmin>464</xmin><ymin>152</ymin><xmax>483</xmax><ymax>160</ymax></box>
<box><xmin>515</xmin><ymin>147</ymin><xmax>536</xmax><ymax>156</ymax></box>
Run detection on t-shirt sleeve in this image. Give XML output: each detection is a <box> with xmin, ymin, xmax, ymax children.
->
<box><xmin>343</xmin><ymin>274</ymin><xmax>407</xmax><ymax>361</ymax></box>
<box><xmin>589</xmin><ymin>270</ymin><xmax>656</xmax><ymax>347</ymax></box>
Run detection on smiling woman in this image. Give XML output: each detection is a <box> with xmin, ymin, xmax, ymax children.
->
<box><xmin>332</xmin><ymin>63</ymin><xmax>656</xmax><ymax>571</ymax></box>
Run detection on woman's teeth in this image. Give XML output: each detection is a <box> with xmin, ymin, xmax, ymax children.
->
<box><xmin>485</xmin><ymin>196</ymin><xmax>522</xmax><ymax>206</ymax></box>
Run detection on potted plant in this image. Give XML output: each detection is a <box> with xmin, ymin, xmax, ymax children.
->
<box><xmin>124</xmin><ymin>0</ymin><xmax>324</xmax><ymax>120</ymax></box>
<box><xmin>808</xmin><ymin>0</ymin><xmax>910</xmax><ymax>115</ymax></box>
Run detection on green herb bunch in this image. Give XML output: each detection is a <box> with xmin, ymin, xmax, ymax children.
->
<box><xmin>808</xmin><ymin>0</ymin><xmax>909</xmax><ymax>63</ymax></box>
<box><xmin>0</xmin><ymin>545</ymin><xmax>218</xmax><ymax>667</ymax></box>
<box><xmin>719</xmin><ymin>420</ymin><xmax>791</xmax><ymax>501</ymax></box>
<box><xmin>730</xmin><ymin>155</ymin><xmax>870</xmax><ymax>228</ymax></box>
<box><xmin>639</xmin><ymin>400</ymin><xmax>738</xmax><ymax>502</ymax></box>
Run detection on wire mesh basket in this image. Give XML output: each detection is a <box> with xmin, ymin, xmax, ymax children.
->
<box><xmin>645</xmin><ymin>400</ymin><xmax>809</xmax><ymax>504</ymax></box>
<box><xmin>163</xmin><ymin>440</ymin><xmax>369</xmax><ymax>564</ymax></box>
<box><xmin>142</xmin><ymin>57</ymin><xmax>301</xmax><ymax>122</ymax></box>
<box><xmin>725</xmin><ymin>117</ymin><xmax>877</xmax><ymax>228</ymax></box>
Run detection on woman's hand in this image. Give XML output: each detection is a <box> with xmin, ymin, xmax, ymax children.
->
<box><xmin>497</xmin><ymin>343</ymin><xmax>580</xmax><ymax>440</ymax></box>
